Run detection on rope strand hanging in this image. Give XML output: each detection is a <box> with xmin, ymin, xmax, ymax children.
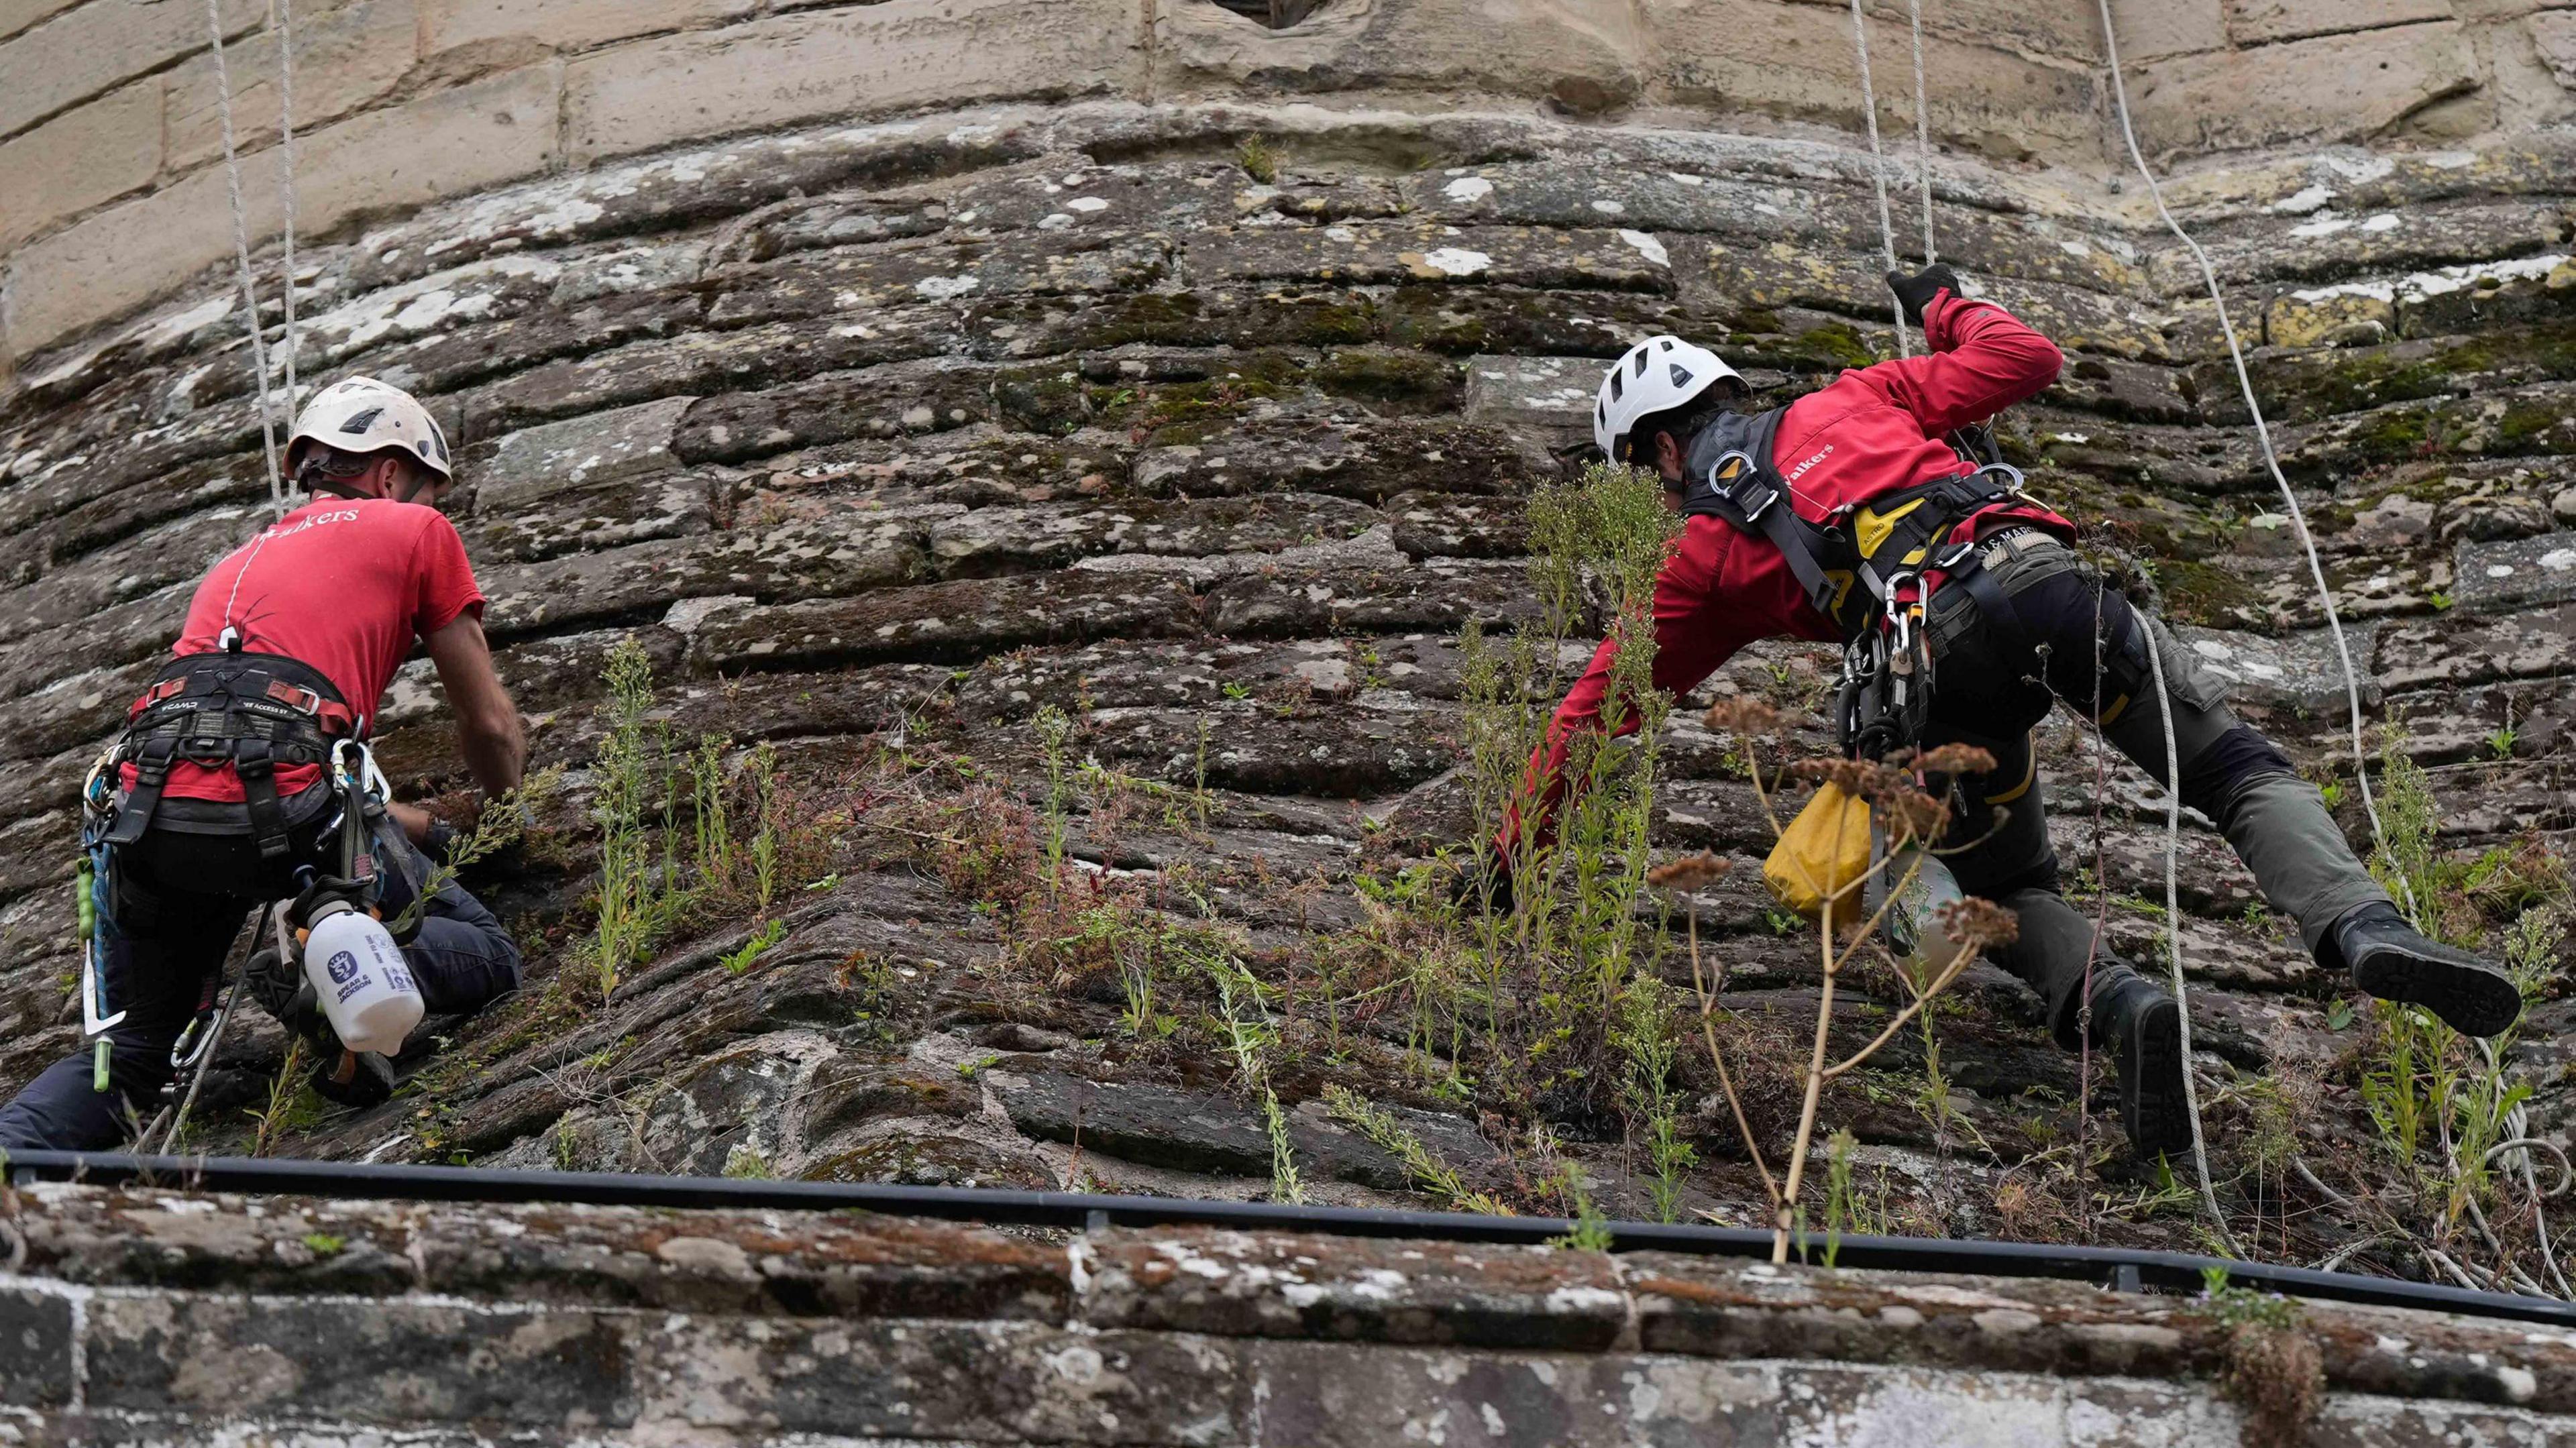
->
<box><xmin>201</xmin><ymin>0</ymin><xmax>286</xmax><ymax>522</ymax></box>
<box><xmin>1845</xmin><ymin>0</ymin><xmax>1912</xmax><ymax>356</ymax></box>
<box><xmin>1854</xmin><ymin>0</ymin><xmax>2238</xmax><ymax>1251</ymax></box>
<box><xmin>154</xmin><ymin>0</ymin><xmax>307</xmax><ymax>1152</ymax></box>
<box><xmin>2092</xmin><ymin>0</ymin><xmax>2403</xmax><ymax>913</ymax></box>
<box><xmin>1905</xmin><ymin>0</ymin><xmax>1935</xmax><ymax>265</ymax></box>
<box><xmin>275</xmin><ymin>0</ymin><xmax>303</xmax><ymax>429</ymax></box>
<box><xmin>2094</xmin><ymin>0</ymin><xmax>2561</xmax><ymax>1294</ymax></box>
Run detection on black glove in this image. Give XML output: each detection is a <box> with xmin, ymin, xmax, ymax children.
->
<box><xmin>242</xmin><ymin>944</ymin><xmax>323</xmax><ymax>1037</ymax></box>
<box><xmin>1887</xmin><ymin>264</ymin><xmax>1963</xmax><ymax>328</ymax></box>
<box><xmin>311</xmin><ymin>1048</ymin><xmax>398</xmax><ymax>1109</ymax></box>
<box><xmin>421</xmin><ymin>818</ymin><xmax>460</xmax><ymax>862</ymax></box>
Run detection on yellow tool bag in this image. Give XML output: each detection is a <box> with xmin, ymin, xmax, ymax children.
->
<box><xmin>1763</xmin><ymin>783</ymin><xmax>1873</xmax><ymax>919</ymax></box>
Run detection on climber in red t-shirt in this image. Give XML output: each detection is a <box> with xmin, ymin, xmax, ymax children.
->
<box><xmin>1478</xmin><ymin>267</ymin><xmax>2519</xmax><ymax>1160</ymax></box>
<box><xmin>0</xmin><ymin>378</ymin><xmax>529</xmax><ymax>1151</ymax></box>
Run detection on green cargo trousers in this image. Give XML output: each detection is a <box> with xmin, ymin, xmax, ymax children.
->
<box><xmin>1920</xmin><ymin>530</ymin><xmax>2390</xmax><ymax>1048</ymax></box>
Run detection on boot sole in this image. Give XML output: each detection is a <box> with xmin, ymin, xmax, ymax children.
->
<box><xmin>2353</xmin><ymin>946</ymin><xmax>2522</xmax><ymax>1038</ymax></box>
<box><xmin>2121</xmin><ymin>997</ymin><xmax>2193</xmax><ymax>1160</ymax></box>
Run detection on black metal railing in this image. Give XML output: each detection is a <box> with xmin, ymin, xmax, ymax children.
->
<box><xmin>8</xmin><ymin>1149</ymin><xmax>2573</xmax><ymax>1328</ymax></box>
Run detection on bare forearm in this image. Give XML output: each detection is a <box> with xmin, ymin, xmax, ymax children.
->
<box><xmin>461</xmin><ymin>710</ymin><xmax>525</xmax><ymax>797</ymax></box>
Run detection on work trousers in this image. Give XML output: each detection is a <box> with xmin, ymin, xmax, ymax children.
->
<box><xmin>1920</xmin><ymin>531</ymin><xmax>2387</xmax><ymax>1048</ymax></box>
<box><xmin>0</xmin><ymin>797</ymin><xmax>520</xmax><ymax>1151</ymax></box>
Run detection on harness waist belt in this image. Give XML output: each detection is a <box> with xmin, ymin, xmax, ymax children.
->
<box><xmin>109</xmin><ymin>650</ymin><xmax>360</xmax><ymax>860</ymax></box>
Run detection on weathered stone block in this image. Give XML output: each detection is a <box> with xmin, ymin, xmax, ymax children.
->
<box><xmin>2453</xmin><ymin>531</ymin><xmax>2576</xmax><ymax>612</ymax></box>
<box><xmin>480</xmin><ymin>504</ymin><xmax>957</xmax><ymax>636</ymax></box>
<box><xmin>409</xmin><ymin>1199</ymin><xmax>1073</xmax><ymax>1322</ymax></box>
<box><xmin>0</xmin><ymin>1285</ymin><xmax>74</xmax><ymax>1406</ymax></box>
<box><xmin>2105</xmin><ymin>0</ymin><xmax>2228</xmax><ymax>60</ymax></box>
<box><xmin>2377</xmin><ymin>602</ymin><xmax>2576</xmax><ymax>689</ymax></box>
<box><xmin>627</xmin><ymin>1317</ymin><xmax>1244</xmax><ymax>1443</ymax></box>
<box><xmin>5</xmin><ymin>64</ymin><xmax>560</xmax><ymax>357</ymax></box>
<box><xmin>1158</xmin><ymin>0</ymin><xmax>1643</xmax><ymax>113</ymax></box>
<box><xmin>1130</xmin><ymin>416</ymin><xmax>1545</xmax><ymax>503</ymax></box>
<box><xmin>0</xmin><ymin>583</ymin><xmax>191</xmax><ymax>710</ymax></box>
<box><xmin>0</xmin><ymin>0</ymin><xmax>260</xmax><ymax>142</ymax></box>
<box><xmin>564</xmin><ymin>0</ymin><xmax>1145</xmax><ymax>165</ymax></box>
<box><xmin>1084</xmin><ymin>1229</ymin><xmax>1627</xmax><ymax>1350</ymax></box>
<box><xmin>2536</xmin><ymin>11</ymin><xmax>2576</xmax><ymax>90</ymax></box>
<box><xmin>2176</xmin><ymin>622</ymin><xmax>2384</xmax><ymax>714</ymax></box>
<box><xmin>2269</xmin><ymin>290</ymin><xmax>2398</xmax><ymax>349</ymax></box>
<box><xmin>1244</xmin><ymin>1338</ymin><xmax>1795</xmax><ymax>1447</ymax></box>
<box><xmin>1631</xmin><ymin>1256</ymin><xmax>2200</xmax><ymax>1379</ymax></box>
<box><xmin>1646</xmin><ymin>0</ymin><xmax>2097</xmax><ymax>162</ymax></box>
<box><xmin>5</xmin><ymin>657</ymin><xmax>158</xmax><ymax>763</ymax></box>
<box><xmin>1462</xmin><ymin>354</ymin><xmax>1597</xmax><ymax>431</ymax></box>
<box><xmin>480</xmin><ymin>395</ymin><xmax>697</xmax><ymax>507</ymax></box>
<box><xmin>449</xmin><ymin>308</ymin><xmax>947</xmax><ymax>441</ymax></box>
<box><xmin>1183</xmin><ymin>223</ymin><xmax>1675</xmax><ymax>294</ymax></box>
<box><xmin>80</xmin><ymin>1294</ymin><xmax>636</xmax><ymax>1425</ymax></box>
<box><xmin>926</xmin><ymin>494</ymin><xmax>1379</xmax><ymax>579</ymax></box>
<box><xmin>0</xmin><ymin>499</ymin><xmax>258</xmax><ymax>647</ymax></box>
<box><xmin>684</xmin><ymin>571</ymin><xmax>1202</xmax><ymax>673</ymax></box>
<box><xmin>1205</xmin><ymin>559</ymin><xmax>1536</xmax><ymax>638</ymax></box>
<box><xmin>1082</xmin><ymin>698</ymin><xmax>1458</xmax><ymax>794</ymax></box>
<box><xmin>674</xmin><ymin>359</ymin><xmax>1000</xmax><ymax>464</ymax></box>
<box><xmin>2227</xmin><ymin>0</ymin><xmax>2455</xmax><ymax>48</ymax></box>
<box><xmin>706</xmin><ymin>230</ymin><xmax>1173</xmax><ymax>329</ymax></box>
<box><xmin>162</xmin><ymin>0</ymin><xmax>421</xmax><ymax>172</ymax></box>
<box><xmin>466</xmin><ymin>470</ymin><xmax>716</xmax><ymax>564</ymax></box>
<box><xmin>422</xmin><ymin>0</ymin><xmax>757</xmax><ymax>57</ymax></box>
<box><xmin>0</xmin><ymin>0</ymin><xmax>76</xmax><ymax>45</ymax></box>
<box><xmin>0</xmin><ymin>82</ymin><xmax>159</xmax><ymax>253</ymax></box>
<box><xmin>2121</xmin><ymin>21</ymin><xmax>2477</xmax><ymax>157</ymax></box>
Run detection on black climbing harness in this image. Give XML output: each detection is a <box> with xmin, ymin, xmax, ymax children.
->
<box><xmin>1674</xmin><ymin>406</ymin><xmax>2045</xmax><ymax>761</ymax></box>
<box><xmin>76</xmin><ymin>639</ymin><xmax>387</xmax><ymax>1121</ymax></box>
<box><xmin>107</xmin><ymin>642</ymin><xmax>360</xmax><ymax>861</ymax></box>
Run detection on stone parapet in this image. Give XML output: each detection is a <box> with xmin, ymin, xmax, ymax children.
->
<box><xmin>0</xmin><ymin>1183</ymin><xmax>2571</xmax><ymax>1444</ymax></box>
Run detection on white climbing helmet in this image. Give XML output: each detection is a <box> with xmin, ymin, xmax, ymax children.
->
<box><xmin>286</xmin><ymin>376</ymin><xmax>453</xmax><ymax>484</ymax></box>
<box><xmin>1593</xmin><ymin>335</ymin><xmax>1741</xmax><ymax>463</ymax></box>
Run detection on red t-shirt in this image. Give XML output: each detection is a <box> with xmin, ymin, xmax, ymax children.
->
<box><xmin>142</xmin><ymin>498</ymin><xmax>486</xmax><ymax>801</ymax></box>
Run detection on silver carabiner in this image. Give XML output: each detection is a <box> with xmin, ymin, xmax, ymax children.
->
<box><xmin>169</xmin><ymin>999</ymin><xmax>221</xmax><ymax>1072</ymax></box>
<box><xmin>331</xmin><ymin>738</ymin><xmax>393</xmax><ymax>808</ymax></box>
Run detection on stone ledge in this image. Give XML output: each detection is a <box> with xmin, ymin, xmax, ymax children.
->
<box><xmin>0</xmin><ymin>1185</ymin><xmax>2573</xmax><ymax>1440</ymax></box>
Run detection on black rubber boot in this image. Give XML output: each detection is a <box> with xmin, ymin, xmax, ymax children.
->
<box><xmin>2327</xmin><ymin>902</ymin><xmax>2522</xmax><ymax>1038</ymax></box>
<box><xmin>2095</xmin><ymin>975</ymin><xmax>2191</xmax><ymax>1160</ymax></box>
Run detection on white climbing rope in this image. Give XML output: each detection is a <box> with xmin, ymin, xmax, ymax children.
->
<box><xmin>2145</xmin><ymin>630</ymin><xmax>2239</xmax><ymax>1256</ymax></box>
<box><xmin>2093</xmin><ymin>0</ymin><xmax>2403</xmax><ymax>909</ymax></box>
<box><xmin>2093</xmin><ymin>0</ymin><xmax>2554</xmax><ymax>1288</ymax></box>
<box><xmin>203</xmin><ymin>0</ymin><xmax>288</xmax><ymax>522</ymax></box>
<box><xmin>1845</xmin><ymin>0</ymin><xmax>1912</xmax><ymax>356</ymax></box>
<box><xmin>275</xmin><ymin>0</ymin><xmax>302</xmax><ymax>429</ymax></box>
<box><xmin>1905</xmin><ymin>0</ymin><xmax>1935</xmax><ymax>266</ymax></box>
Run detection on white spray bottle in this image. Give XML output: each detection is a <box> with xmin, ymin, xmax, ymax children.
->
<box><xmin>301</xmin><ymin>899</ymin><xmax>423</xmax><ymax>1056</ymax></box>
<box><xmin>1869</xmin><ymin>832</ymin><xmax>1971</xmax><ymax>984</ymax></box>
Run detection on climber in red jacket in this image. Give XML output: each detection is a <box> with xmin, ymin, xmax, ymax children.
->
<box><xmin>1484</xmin><ymin>266</ymin><xmax>2519</xmax><ymax>1158</ymax></box>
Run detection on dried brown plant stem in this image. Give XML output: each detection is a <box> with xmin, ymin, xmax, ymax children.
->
<box><xmin>1774</xmin><ymin>802</ymin><xmax>1874</xmax><ymax>1264</ymax></box>
<box><xmin>1821</xmin><ymin>950</ymin><xmax>1978</xmax><ymax>1081</ymax></box>
<box><xmin>1686</xmin><ymin>905</ymin><xmax>1778</xmax><ymax>1207</ymax></box>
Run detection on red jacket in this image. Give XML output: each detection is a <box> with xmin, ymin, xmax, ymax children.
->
<box><xmin>1509</xmin><ymin>291</ymin><xmax>2066</xmax><ymax>847</ymax></box>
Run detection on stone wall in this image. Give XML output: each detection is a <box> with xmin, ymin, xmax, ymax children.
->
<box><xmin>1</xmin><ymin>1182</ymin><xmax>2571</xmax><ymax>1445</ymax></box>
<box><xmin>0</xmin><ymin>93</ymin><xmax>2566</xmax><ymax>1214</ymax></box>
<box><xmin>0</xmin><ymin>0</ymin><xmax>2573</xmax><ymax>1309</ymax></box>
<box><xmin>6</xmin><ymin>0</ymin><xmax>2576</xmax><ymax>371</ymax></box>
